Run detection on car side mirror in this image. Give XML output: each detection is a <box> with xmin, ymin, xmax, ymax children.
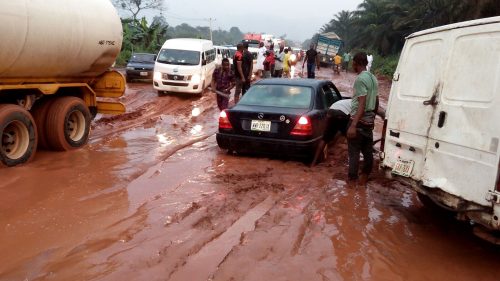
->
<box><xmin>202</xmin><ymin>59</ymin><xmax>207</xmax><ymax>65</ymax></box>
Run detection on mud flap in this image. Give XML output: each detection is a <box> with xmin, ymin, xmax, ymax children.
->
<box><xmin>96</xmin><ymin>101</ymin><xmax>125</xmax><ymax>114</ymax></box>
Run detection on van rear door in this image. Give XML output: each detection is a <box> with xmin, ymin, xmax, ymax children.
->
<box><xmin>383</xmin><ymin>32</ymin><xmax>448</xmax><ymax>181</ymax></box>
<box><xmin>421</xmin><ymin>23</ymin><xmax>500</xmax><ymax>206</ymax></box>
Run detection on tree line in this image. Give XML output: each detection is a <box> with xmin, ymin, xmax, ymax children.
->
<box><xmin>319</xmin><ymin>0</ymin><xmax>500</xmax><ymax>56</ymax></box>
<box><xmin>113</xmin><ymin>0</ymin><xmax>245</xmax><ymax>65</ymax></box>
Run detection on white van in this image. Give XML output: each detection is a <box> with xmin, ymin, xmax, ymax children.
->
<box><xmin>214</xmin><ymin>45</ymin><xmax>231</xmax><ymax>66</ymax></box>
<box><xmin>381</xmin><ymin>16</ymin><xmax>500</xmax><ymax>242</ymax></box>
<box><xmin>154</xmin><ymin>39</ymin><xmax>216</xmax><ymax>95</ymax></box>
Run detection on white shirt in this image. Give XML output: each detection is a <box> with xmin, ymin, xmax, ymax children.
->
<box><xmin>367</xmin><ymin>54</ymin><xmax>373</xmax><ymax>67</ymax></box>
<box><xmin>256</xmin><ymin>46</ymin><xmax>266</xmax><ymax>70</ymax></box>
<box><xmin>275</xmin><ymin>51</ymin><xmax>285</xmax><ymax>70</ymax></box>
<box><xmin>329</xmin><ymin>99</ymin><xmax>351</xmax><ymax>115</ymax></box>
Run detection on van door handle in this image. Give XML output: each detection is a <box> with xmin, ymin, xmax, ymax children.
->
<box><xmin>437</xmin><ymin>111</ymin><xmax>447</xmax><ymax>128</ymax></box>
<box><xmin>423</xmin><ymin>95</ymin><xmax>438</xmax><ymax>106</ymax></box>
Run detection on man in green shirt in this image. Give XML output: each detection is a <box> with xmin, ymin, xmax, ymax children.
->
<box><xmin>342</xmin><ymin>52</ymin><xmax>351</xmax><ymax>72</ymax></box>
<box><xmin>346</xmin><ymin>52</ymin><xmax>379</xmax><ymax>184</ymax></box>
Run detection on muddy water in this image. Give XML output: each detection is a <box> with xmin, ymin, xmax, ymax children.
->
<box><xmin>1</xmin><ymin>72</ymin><xmax>500</xmax><ymax>281</ymax></box>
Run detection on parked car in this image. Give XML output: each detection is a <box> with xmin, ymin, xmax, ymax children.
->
<box><xmin>125</xmin><ymin>53</ymin><xmax>156</xmax><ymax>82</ymax></box>
<box><xmin>216</xmin><ymin>78</ymin><xmax>342</xmax><ymax>162</ymax></box>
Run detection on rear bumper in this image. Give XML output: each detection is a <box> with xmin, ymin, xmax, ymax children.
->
<box><xmin>216</xmin><ymin>132</ymin><xmax>321</xmax><ymax>158</ymax></box>
<box><xmin>126</xmin><ymin>70</ymin><xmax>153</xmax><ymax>79</ymax></box>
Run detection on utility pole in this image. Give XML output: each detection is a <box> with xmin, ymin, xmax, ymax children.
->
<box><xmin>206</xmin><ymin>18</ymin><xmax>216</xmax><ymax>42</ymax></box>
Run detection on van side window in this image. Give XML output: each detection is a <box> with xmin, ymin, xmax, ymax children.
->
<box><xmin>205</xmin><ymin>49</ymin><xmax>216</xmax><ymax>64</ymax></box>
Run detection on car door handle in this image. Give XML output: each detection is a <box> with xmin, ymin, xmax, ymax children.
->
<box><xmin>437</xmin><ymin>111</ymin><xmax>446</xmax><ymax>128</ymax></box>
<box><xmin>423</xmin><ymin>94</ymin><xmax>438</xmax><ymax>106</ymax></box>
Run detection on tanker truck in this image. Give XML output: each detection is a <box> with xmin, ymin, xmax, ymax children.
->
<box><xmin>0</xmin><ymin>0</ymin><xmax>126</xmax><ymax>167</ymax></box>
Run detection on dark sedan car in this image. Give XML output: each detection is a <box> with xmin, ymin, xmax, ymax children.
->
<box><xmin>216</xmin><ymin>78</ymin><xmax>343</xmax><ymax>162</ymax></box>
<box><xmin>125</xmin><ymin>53</ymin><xmax>156</xmax><ymax>82</ymax></box>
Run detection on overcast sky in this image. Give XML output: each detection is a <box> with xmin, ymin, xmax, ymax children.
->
<box><xmin>141</xmin><ymin>0</ymin><xmax>363</xmax><ymax>41</ymax></box>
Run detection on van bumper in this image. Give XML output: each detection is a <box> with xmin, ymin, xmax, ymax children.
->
<box><xmin>382</xmin><ymin>166</ymin><xmax>500</xmax><ymax>241</ymax></box>
<box><xmin>153</xmin><ymin>79</ymin><xmax>204</xmax><ymax>94</ymax></box>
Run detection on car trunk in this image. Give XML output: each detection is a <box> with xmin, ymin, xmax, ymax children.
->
<box><xmin>227</xmin><ymin>105</ymin><xmax>310</xmax><ymax>140</ymax></box>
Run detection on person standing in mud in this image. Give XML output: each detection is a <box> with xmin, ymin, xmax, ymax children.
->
<box><xmin>273</xmin><ymin>43</ymin><xmax>285</xmax><ymax>77</ymax></box>
<box><xmin>241</xmin><ymin>42</ymin><xmax>254</xmax><ymax>95</ymax></box>
<box><xmin>256</xmin><ymin>41</ymin><xmax>266</xmax><ymax>77</ymax></box>
<box><xmin>233</xmin><ymin>43</ymin><xmax>245</xmax><ymax>103</ymax></box>
<box><xmin>346</xmin><ymin>52</ymin><xmax>379</xmax><ymax>185</ymax></box>
<box><xmin>342</xmin><ymin>51</ymin><xmax>351</xmax><ymax>72</ymax></box>
<box><xmin>263</xmin><ymin>49</ymin><xmax>275</xmax><ymax>79</ymax></box>
<box><xmin>211</xmin><ymin>58</ymin><xmax>235</xmax><ymax>111</ymax></box>
<box><xmin>282</xmin><ymin>48</ymin><xmax>291</xmax><ymax>78</ymax></box>
<box><xmin>302</xmin><ymin>43</ymin><xmax>320</xmax><ymax>79</ymax></box>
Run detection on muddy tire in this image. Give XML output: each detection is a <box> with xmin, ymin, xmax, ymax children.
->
<box><xmin>0</xmin><ymin>104</ymin><xmax>37</xmax><ymax>167</ymax></box>
<box><xmin>31</xmin><ymin>98</ymin><xmax>55</xmax><ymax>150</ymax></box>
<box><xmin>309</xmin><ymin>140</ymin><xmax>328</xmax><ymax>166</ymax></box>
<box><xmin>45</xmin><ymin>97</ymin><xmax>91</xmax><ymax>151</ymax></box>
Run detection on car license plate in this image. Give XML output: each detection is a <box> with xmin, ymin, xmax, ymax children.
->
<box><xmin>140</xmin><ymin>71</ymin><xmax>148</xmax><ymax>76</ymax></box>
<box><xmin>392</xmin><ymin>159</ymin><xmax>414</xmax><ymax>177</ymax></box>
<box><xmin>251</xmin><ymin>120</ymin><xmax>271</xmax><ymax>132</ymax></box>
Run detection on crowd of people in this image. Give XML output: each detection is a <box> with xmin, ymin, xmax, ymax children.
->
<box><xmin>211</xmin><ymin>46</ymin><xmax>379</xmax><ymax>185</ymax></box>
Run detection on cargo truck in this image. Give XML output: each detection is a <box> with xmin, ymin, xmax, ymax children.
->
<box><xmin>0</xmin><ymin>0</ymin><xmax>126</xmax><ymax>167</ymax></box>
<box><xmin>316</xmin><ymin>32</ymin><xmax>343</xmax><ymax>67</ymax></box>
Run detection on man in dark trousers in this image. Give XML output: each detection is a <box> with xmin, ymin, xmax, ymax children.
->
<box><xmin>241</xmin><ymin>42</ymin><xmax>253</xmax><ymax>95</ymax></box>
<box><xmin>346</xmin><ymin>52</ymin><xmax>379</xmax><ymax>185</ymax></box>
<box><xmin>233</xmin><ymin>43</ymin><xmax>245</xmax><ymax>103</ymax></box>
<box><xmin>302</xmin><ymin>43</ymin><xmax>320</xmax><ymax>78</ymax></box>
<box><xmin>211</xmin><ymin>58</ymin><xmax>235</xmax><ymax>110</ymax></box>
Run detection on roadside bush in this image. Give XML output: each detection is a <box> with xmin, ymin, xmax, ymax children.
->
<box><xmin>372</xmin><ymin>54</ymin><xmax>400</xmax><ymax>78</ymax></box>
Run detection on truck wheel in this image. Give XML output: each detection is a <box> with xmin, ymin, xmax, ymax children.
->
<box><xmin>31</xmin><ymin>98</ymin><xmax>55</xmax><ymax>150</ymax></box>
<box><xmin>45</xmin><ymin>97</ymin><xmax>91</xmax><ymax>151</ymax></box>
<box><xmin>0</xmin><ymin>104</ymin><xmax>37</xmax><ymax>167</ymax></box>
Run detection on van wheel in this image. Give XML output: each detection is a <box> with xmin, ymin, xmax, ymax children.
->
<box><xmin>0</xmin><ymin>104</ymin><xmax>37</xmax><ymax>167</ymax></box>
<box><xmin>31</xmin><ymin>98</ymin><xmax>55</xmax><ymax>150</ymax></box>
<box><xmin>45</xmin><ymin>97</ymin><xmax>91</xmax><ymax>151</ymax></box>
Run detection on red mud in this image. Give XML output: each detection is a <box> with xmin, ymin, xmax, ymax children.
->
<box><xmin>1</xmin><ymin>68</ymin><xmax>500</xmax><ymax>281</ymax></box>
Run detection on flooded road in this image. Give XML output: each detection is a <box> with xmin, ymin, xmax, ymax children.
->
<box><xmin>1</xmin><ymin>68</ymin><xmax>500</xmax><ymax>281</ymax></box>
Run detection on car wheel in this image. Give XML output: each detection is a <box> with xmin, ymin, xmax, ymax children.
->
<box><xmin>309</xmin><ymin>140</ymin><xmax>328</xmax><ymax>166</ymax></box>
<box><xmin>0</xmin><ymin>104</ymin><xmax>37</xmax><ymax>167</ymax></box>
<box><xmin>45</xmin><ymin>97</ymin><xmax>91</xmax><ymax>151</ymax></box>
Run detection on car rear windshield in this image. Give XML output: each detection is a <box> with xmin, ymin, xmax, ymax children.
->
<box><xmin>129</xmin><ymin>54</ymin><xmax>155</xmax><ymax>63</ymax></box>
<box><xmin>238</xmin><ymin>85</ymin><xmax>312</xmax><ymax>109</ymax></box>
<box><xmin>157</xmin><ymin>49</ymin><xmax>200</xmax><ymax>66</ymax></box>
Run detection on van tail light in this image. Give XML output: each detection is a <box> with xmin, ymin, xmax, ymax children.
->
<box><xmin>219</xmin><ymin>110</ymin><xmax>233</xmax><ymax>129</ymax></box>
<box><xmin>291</xmin><ymin>116</ymin><xmax>313</xmax><ymax>136</ymax></box>
<box><xmin>380</xmin><ymin>119</ymin><xmax>388</xmax><ymax>152</ymax></box>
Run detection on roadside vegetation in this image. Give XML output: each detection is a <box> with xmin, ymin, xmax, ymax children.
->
<box><xmin>316</xmin><ymin>0</ymin><xmax>500</xmax><ymax>76</ymax></box>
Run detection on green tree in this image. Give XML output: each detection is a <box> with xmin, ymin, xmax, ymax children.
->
<box><xmin>112</xmin><ymin>0</ymin><xmax>165</xmax><ymax>21</ymax></box>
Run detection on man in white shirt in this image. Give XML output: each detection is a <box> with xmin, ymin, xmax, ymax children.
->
<box><xmin>273</xmin><ymin>44</ymin><xmax>285</xmax><ymax>77</ymax></box>
<box><xmin>256</xmin><ymin>42</ymin><xmax>266</xmax><ymax>77</ymax></box>
<box><xmin>367</xmin><ymin>54</ymin><xmax>373</xmax><ymax>72</ymax></box>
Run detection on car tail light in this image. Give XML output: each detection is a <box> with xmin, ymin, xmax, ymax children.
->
<box><xmin>219</xmin><ymin>110</ymin><xmax>233</xmax><ymax>129</ymax></box>
<box><xmin>380</xmin><ymin>119</ymin><xmax>388</xmax><ymax>152</ymax></box>
<box><xmin>291</xmin><ymin>116</ymin><xmax>312</xmax><ymax>136</ymax></box>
